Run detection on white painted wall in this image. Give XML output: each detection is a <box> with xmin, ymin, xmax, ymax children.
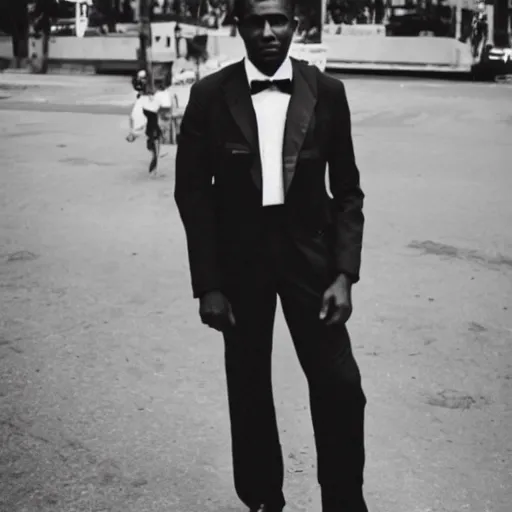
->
<box><xmin>0</xmin><ymin>31</ymin><xmax>473</xmax><ymax>72</ymax></box>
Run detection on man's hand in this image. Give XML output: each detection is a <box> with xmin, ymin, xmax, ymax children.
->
<box><xmin>200</xmin><ymin>290</ymin><xmax>236</xmax><ymax>332</ymax></box>
<box><xmin>319</xmin><ymin>273</ymin><xmax>353</xmax><ymax>326</ymax></box>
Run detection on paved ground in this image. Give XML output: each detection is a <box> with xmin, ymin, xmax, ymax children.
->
<box><xmin>0</xmin><ymin>73</ymin><xmax>192</xmax><ymax>113</ymax></box>
<box><xmin>1</xmin><ymin>74</ymin><xmax>511</xmax><ymax>512</ymax></box>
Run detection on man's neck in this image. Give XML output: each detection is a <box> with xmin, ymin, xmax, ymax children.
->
<box><xmin>245</xmin><ymin>56</ymin><xmax>293</xmax><ymax>84</ymax></box>
<box><xmin>249</xmin><ymin>60</ymin><xmax>286</xmax><ymax>78</ymax></box>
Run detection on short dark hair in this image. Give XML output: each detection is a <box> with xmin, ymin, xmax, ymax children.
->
<box><xmin>232</xmin><ymin>0</ymin><xmax>297</xmax><ymax>21</ymax></box>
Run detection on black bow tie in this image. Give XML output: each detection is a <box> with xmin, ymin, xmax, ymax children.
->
<box><xmin>250</xmin><ymin>79</ymin><xmax>293</xmax><ymax>95</ymax></box>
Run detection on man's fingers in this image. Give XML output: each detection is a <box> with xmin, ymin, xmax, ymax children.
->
<box><xmin>228</xmin><ymin>307</ymin><xmax>236</xmax><ymax>327</ymax></box>
<box><xmin>326</xmin><ymin>309</ymin><xmax>342</xmax><ymax>326</ymax></box>
<box><xmin>319</xmin><ymin>293</ymin><xmax>332</xmax><ymax>320</ymax></box>
<box><xmin>326</xmin><ymin>305</ymin><xmax>352</xmax><ymax>326</ymax></box>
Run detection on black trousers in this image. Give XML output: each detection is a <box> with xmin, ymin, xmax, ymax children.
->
<box><xmin>222</xmin><ymin>206</ymin><xmax>368</xmax><ymax>512</ymax></box>
<box><xmin>143</xmin><ymin>109</ymin><xmax>162</xmax><ymax>147</ymax></box>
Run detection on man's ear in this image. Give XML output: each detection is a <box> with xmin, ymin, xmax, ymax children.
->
<box><xmin>234</xmin><ymin>15</ymin><xmax>245</xmax><ymax>34</ymax></box>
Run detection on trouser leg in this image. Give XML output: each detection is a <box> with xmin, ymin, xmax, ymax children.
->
<box><xmin>277</xmin><ymin>241</ymin><xmax>368</xmax><ymax>512</ymax></box>
<box><xmin>223</xmin><ymin>283</ymin><xmax>285</xmax><ymax>510</ymax></box>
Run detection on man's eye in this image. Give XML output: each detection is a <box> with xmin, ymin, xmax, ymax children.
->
<box><xmin>243</xmin><ymin>16</ymin><xmax>264</xmax><ymax>29</ymax></box>
<box><xmin>267</xmin><ymin>15</ymin><xmax>288</xmax><ymax>27</ymax></box>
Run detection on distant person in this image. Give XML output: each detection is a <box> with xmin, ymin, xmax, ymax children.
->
<box><xmin>471</xmin><ymin>1</ymin><xmax>488</xmax><ymax>59</ymax></box>
<box><xmin>126</xmin><ymin>69</ymin><xmax>171</xmax><ymax>173</ymax></box>
<box><xmin>374</xmin><ymin>0</ymin><xmax>384</xmax><ymax>24</ymax></box>
<box><xmin>127</xmin><ymin>0</ymin><xmax>137</xmax><ymax>21</ymax></box>
<box><xmin>174</xmin><ymin>0</ymin><xmax>368</xmax><ymax>511</ymax></box>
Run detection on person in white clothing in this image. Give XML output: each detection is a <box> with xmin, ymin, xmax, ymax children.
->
<box><xmin>127</xmin><ymin>69</ymin><xmax>172</xmax><ymax>173</ymax></box>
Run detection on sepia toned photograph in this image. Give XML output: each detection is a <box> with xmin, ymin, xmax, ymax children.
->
<box><xmin>0</xmin><ymin>1</ymin><xmax>511</xmax><ymax>511</ymax></box>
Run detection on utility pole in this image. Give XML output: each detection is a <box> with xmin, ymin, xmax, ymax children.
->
<box><xmin>493</xmin><ymin>0</ymin><xmax>510</xmax><ymax>46</ymax></box>
<box><xmin>485</xmin><ymin>0</ymin><xmax>495</xmax><ymax>46</ymax></box>
<box><xmin>31</xmin><ymin>0</ymin><xmax>55</xmax><ymax>74</ymax></box>
<box><xmin>139</xmin><ymin>0</ymin><xmax>154</xmax><ymax>91</ymax></box>
<box><xmin>320</xmin><ymin>0</ymin><xmax>326</xmax><ymax>43</ymax></box>
<box><xmin>455</xmin><ymin>0</ymin><xmax>462</xmax><ymax>41</ymax></box>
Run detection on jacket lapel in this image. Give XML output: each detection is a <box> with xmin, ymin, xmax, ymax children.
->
<box><xmin>282</xmin><ymin>59</ymin><xmax>317</xmax><ymax>195</ymax></box>
<box><xmin>222</xmin><ymin>62</ymin><xmax>262</xmax><ymax>190</ymax></box>
<box><xmin>221</xmin><ymin>59</ymin><xmax>318</xmax><ymax>196</ymax></box>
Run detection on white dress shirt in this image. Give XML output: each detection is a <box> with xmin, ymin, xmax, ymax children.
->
<box><xmin>244</xmin><ymin>57</ymin><xmax>293</xmax><ymax>206</ymax></box>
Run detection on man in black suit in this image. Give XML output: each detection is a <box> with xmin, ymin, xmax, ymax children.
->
<box><xmin>174</xmin><ymin>1</ymin><xmax>368</xmax><ymax>511</ymax></box>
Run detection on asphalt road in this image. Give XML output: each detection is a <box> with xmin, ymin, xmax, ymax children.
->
<box><xmin>1</xmin><ymin>76</ymin><xmax>511</xmax><ymax>512</ymax></box>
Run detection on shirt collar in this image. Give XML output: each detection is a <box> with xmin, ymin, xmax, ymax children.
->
<box><xmin>244</xmin><ymin>56</ymin><xmax>293</xmax><ymax>83</ymax></box>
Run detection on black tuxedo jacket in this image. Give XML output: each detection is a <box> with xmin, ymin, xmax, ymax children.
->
<box><xmin>175</xmin><ymin>58</ymin><xmax>364</xmax><ymax>298</ymax></box>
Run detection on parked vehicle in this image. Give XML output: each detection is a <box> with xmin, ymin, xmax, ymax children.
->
<box><xmin>474</xmin><ymin>44</ymin><xmax>512</xmax><ymax>79</ymax></box>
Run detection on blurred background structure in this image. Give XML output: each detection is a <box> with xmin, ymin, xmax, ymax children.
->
<box><xmin>0</xmin><ymin>0</ymin><xmax>511</xmax><ymax>76</ymax></box>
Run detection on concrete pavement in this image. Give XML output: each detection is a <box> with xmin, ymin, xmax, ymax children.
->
<box><xmin>1</xmin><ymin>76</ymin><xmax>511</xmax><ymax>512</ymax></box>
<box><xmin>0</xmin><ymin>72</ymin><xmax>192</xmax><ymax>110</ymax></box>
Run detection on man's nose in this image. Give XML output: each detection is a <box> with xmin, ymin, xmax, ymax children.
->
<box><xmin>262</xmin><ymin>20</ymin><xmax>275</xmax><ymax>38</ymax></box>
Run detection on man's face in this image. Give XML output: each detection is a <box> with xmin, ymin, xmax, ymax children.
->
<box><xmin>237</xmin><ymin>0</ymin><xmax>297</xmax><ymax>75</ymax></box>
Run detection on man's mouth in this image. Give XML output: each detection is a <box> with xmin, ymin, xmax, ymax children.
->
<box><xmin>260</xmin><ymin>46</ymin><xmax>280</xmax><ymax>54</ymax></box>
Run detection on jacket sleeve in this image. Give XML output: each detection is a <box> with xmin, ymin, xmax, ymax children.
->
<box><xmin>174</xmin><ymin>82</ymin><xmax>221</xmax><ymax>298</ymax></box>
<box><xmin>327</xmin><ymin>81</ymin><xmax>365</xmax><ymax>284</ymax></box>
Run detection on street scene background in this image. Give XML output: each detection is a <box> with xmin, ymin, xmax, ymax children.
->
<box><xmin>1</xmin><ymin>72</ymin><xmax>511</xmax><ymax>512</ymax></box>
